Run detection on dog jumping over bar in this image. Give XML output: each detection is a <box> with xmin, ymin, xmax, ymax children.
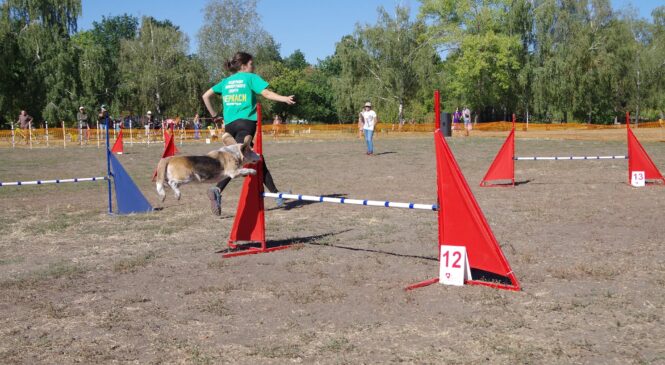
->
<box><xmin>155</xmin><ymin>133</ymin><xmax>260</xmax><ymax>202</ymax></box>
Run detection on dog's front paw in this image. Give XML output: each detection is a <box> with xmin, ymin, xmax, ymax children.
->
<box><xmin>238</xmin><ymin>168</ymin><xmax>256</xmax><ymax>176</ymax></box>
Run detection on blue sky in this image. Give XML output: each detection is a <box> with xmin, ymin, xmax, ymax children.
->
<box><xmin>79</xmin><ymin>0</ymin><xmax>663</xmax><ymax>64</ymax></box>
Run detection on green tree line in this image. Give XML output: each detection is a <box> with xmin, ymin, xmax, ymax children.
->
<box><xmin>1</xmin><ymin>0</ymin><xmax>664</xmax><ymax>127</ymax></box>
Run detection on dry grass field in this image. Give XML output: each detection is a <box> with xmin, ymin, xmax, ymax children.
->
<box><xmin>1</xmin><ymin>129</ymin><xmax>664</xmax><ymax>364</ymax></box>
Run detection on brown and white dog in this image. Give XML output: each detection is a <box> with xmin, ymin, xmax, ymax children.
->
<box><xmin>155</xmin><ymin>133</ymin><xmax>260</xmax><ymax>202</ymax></box>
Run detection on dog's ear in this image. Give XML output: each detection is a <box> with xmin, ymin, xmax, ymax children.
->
<box><xmin>241</xmin><ymin>135</ymin><xmax>253</xmax><ymax>152</ymax></box>
<box><xmin>221</xmin><ymin>133</ymin><xmax>236</xmax><ymax>146</ymax></box>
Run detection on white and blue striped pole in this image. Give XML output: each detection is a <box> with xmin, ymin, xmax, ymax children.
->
<box><xmin>514</xmin><ymin>155</ymin><xmax>628</xmax><ymax>161</ymax></box>
<box><xmin>263</xmin><ymin>192</ymin><xmax>438</xmax><ymax>211</ymax></box>
<box><xmin>0</xmin><ymin>177</ymin><xmax>107</xmax><ymax>187</ymax></box>
<box><xmin>105</xmin><ymin>115</ymin><xmax>113</xmax><ymax>214</ymax></box>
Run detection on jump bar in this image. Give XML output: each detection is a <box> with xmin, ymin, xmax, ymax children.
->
<box><xmin>263</xmin><ymin>192</ymin><xmax>438</xmax><ymax>211</ymax></box>
<box><xmin>514</xmin><ymin>155</ymin><xmax>628</xmax><ymax>161</ymax></box>
<box><xmin>0</xmin><ymin>176</ymin><xmax>107</xmax><ymax>187</ymax></box>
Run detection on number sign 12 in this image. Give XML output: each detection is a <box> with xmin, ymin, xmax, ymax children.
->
<box><xmin>439</xmin><ymin>245</ymin><xmax>472</xmax><ymax>286</ymax></box>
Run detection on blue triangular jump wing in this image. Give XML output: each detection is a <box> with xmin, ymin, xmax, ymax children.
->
<box><xmin>109</xmin><ymin>152</ymin><xmax>153</xmax><ymax>214</ymax></box>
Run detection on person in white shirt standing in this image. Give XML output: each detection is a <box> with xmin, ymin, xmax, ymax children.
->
<box><xmin>462</xmin><ymin>106</ymin><xmax>472</xmax><ymax>137</ymax></box>
<box><xmin>359</xmin><ymin>101</ymin><xmax>378</xmax><ymax>155</ymax></box>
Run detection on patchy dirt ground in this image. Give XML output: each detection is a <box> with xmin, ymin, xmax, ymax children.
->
<box><xmin>1</xmin><ymin>131</ymin><xmax>664</xmax><ymax>364</ymax></box>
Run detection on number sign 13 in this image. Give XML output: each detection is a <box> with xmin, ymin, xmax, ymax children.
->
<box><xmin>439</xmin><ymin>245</ymin><xmax>472</xmax><ymax>286</ymax></box>
<box><xmin>631</xmin><ymin>171</ymin><xmax>645</xmax><ymax>187</ymax></box>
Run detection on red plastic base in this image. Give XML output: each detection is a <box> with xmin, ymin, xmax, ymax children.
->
<box><xmin>222</xmin><ymin>240</ymin><xmax>292</xmax><ymax>258</ymax></box>
<box><xmin>479</xmin><ymin>179</ymin><xmax>515</xmax><ymax>188</ymax></box>
<box><xmin>405</xmin><ymin>277</ymin><xmax>439</xmax><ymax>290</ymax></box>
<box><xmin>405</xmin><ymin>277</ymin><xmax>521</xmax><ymax>291</ymax></box>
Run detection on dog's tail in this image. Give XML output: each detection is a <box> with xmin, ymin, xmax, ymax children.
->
<box><xmin>155</xmin><ymin>157</ymin><xmax>171</xmax><ymax>202</ymax></box>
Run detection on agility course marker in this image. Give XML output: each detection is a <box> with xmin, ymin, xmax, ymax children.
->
<box><xmin>405</xmin><ymin>128</ymin><xmax>520</xmax><ymax>291</ymax></box>
<box><xmin>10</xmin><ymin>122</ymin><xmax>15</xmax><ymax>148</ymax></box>
<box><xmin>439</xmin><ymin>245</ymin><xmax>471</xmax><ymax>286</ymax></box>
<box><xmin>480</xmin><ymin>127</ymin><xmax>515</xmax><ymax>186</ymax></box>
<box><xmin>225</xmin><ymin>104</ymin><xmax>275</xmax><ymax>258</ymax></box>
<box><xmin>0</xmin><ymin>177</ymin><xmax>107</xmax><ymax>187</ymax></box>
<box><xmin>163</xmin><ymin>123</ymin><xmax>179</xmax><ymax>153</ymax></box>
<box><xmin>480</xmin><ymin>113</ymin><xmax>665</xmax><ymax>186</ymax></box>
<box><xmin>626</xmin><ymin>112</ymin><xmax>665</xmax><ymax>184</ymax></box>
<box><xmin>109</xmin><ymin>153</ymin><xmax>153</xmax><ymax>214</ymax></box>
<box><xmin>111</xmin><ymin>127</ymin><xmax>124</xmax><ymax>154</ymax></box>
<box><xmin>434</xmin><ymin>89</ymin><xmax>441</xmax><ymax>130</ymax></box>
<box><xmin>631</xmin><ymin>171</ymin><xmax>646</xmax><ymax>187</ymax></box>
<box><xmin>1</xmin><ymin>123</ymin><xmax>151</xmax><ymax>215</ymax></box>
<box><xmin>151</xmin><ymin>130</ymin><xmax>178</xmax><ymax>181</ymax></box>
<box><xmin>62</xmin><ymin>121</ymin><xmax>66</xmax><ymax>148</ymax></box>
<box><xmin>263</xmin><ymin>192</ymin><xmax>438</xmax><ymax>211</ymax></box>
<box><xmin>104</xmin><ymin>116</ymin><xmax>153</xmax><ymax>215</ymax></box>
<box><xmin>410</xmin><ymin>93</ymin><xmax>518</xmax><ymax>290</ymax></box>
<box><xmin>226</xmin><ymin>91</ymin><xmax>520</xmax><ymax>291</ymax></box>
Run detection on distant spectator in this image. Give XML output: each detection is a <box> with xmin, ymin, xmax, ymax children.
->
<box><xmin>453</xmin><ymin>107</ymin><xmax>462</xmax><ymax>132</ymax></box>
<box><xmin>272</xmin><ymin>114</ymin><xmax>282</xmax><ymax>139</ymax></box>
<box><xmin>17</xmin><ymin>110</ymin><xmax>33</xmax><ymax>130</ymax></box>
<box><xmin>398</xmin><ymin>102</ymin><xmax>405</xmax><ymax>130</ymax></box>
<box><xmin>78</xmin><ymin>106</ymin><xmax>91</xmax><ymax>142</ymax></box>
<box><xmin>98</xmin><ymin>105</ymin><xmax>109</xmax><ymax>131</ymax></box>
<box><xmin>193</xmin><ymin>113</ymin><xmax>201</xmax><ymax>140</ymax></box>
<box><xmin>360</xmin><ymin>101</ymin><xmax>378</xmax><ymax>155</ymax></box>
<box><xmin>462</xmin><ymin>106</ymin><xmax>471</xmax><ymax>137</ymax></box>
<box><xmin>121</xmin><ymin>115</ymin><xmax>127</xmax><ymax>128</ymax></box>
<box><xmin>145</xmin><ymin>111</ymin><xmax>154</xmax><ymax>135</ymax></box>
<box><xmin>77</xmin><ymin>107</ymin><xmax>89</xmax><ymax>129</ymax></box>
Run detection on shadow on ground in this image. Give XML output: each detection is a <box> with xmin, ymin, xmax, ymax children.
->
<box><xmin>266</xmin><ymin>193</ymin><xmax>348</xmax><ymax>211</ymax></box>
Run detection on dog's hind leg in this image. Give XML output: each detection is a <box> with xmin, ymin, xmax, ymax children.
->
<box><xmin>156</xmin><ymin>181</ymin><xmax>167</xmax><ymax>202</ymax></box>
<box><xmin>168</xmin><ymin>180</ymin><xmax>182</xmax><ymax>200</ymax></box>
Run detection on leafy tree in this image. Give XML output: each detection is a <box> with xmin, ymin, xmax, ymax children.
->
<box><xmin>531</xmin><ymin>0</ymin><xmax>632</xmax><ymax>123</ymax></box>
<box><xmin>71</xmin><ymin>30</ymin><xmax>106</xmax><ymax>112</ymax></box>
<box><xmin>317</xmin><ymin>54</ymin><xmax>342</xmax><ymax>76</ymax></box>
<box><xmin>643</xmin><ymin>7</ymin><xmax>665</xmax><ymax>119</ymax></box>
<box><xmin>88</xmin><ymin>15</ymin><xmax>138</xmax><ymax>109</ymax></box>
<box><xmin>420</xmin><ymin>0</ymin><xmax>521</xmax><ymax>119</ymax></box>
<box><xmin>506</xmin><ymin>0</ymin><xmax>535</xmax><ymax>119</ymax></box>
<box><xmin>331</xmin><ymin>6</ymin><xmax>442</xmax><ymax>123</ymax></box>
<box><xmin>118</xmin><ymin>16</ymin><xmax>207</xmax><ymax>118</ymax></box>
<box><xmin>197</xmin><ymin>0</ymin><xmax>273</xmax><ymax>82</ymax></box>
<box><xmin>1</xmin><ymin>0</ymin><xmax>82</xmax><ymax>124</ymax></box>
<box><xmin>0</xmin><ymin>3</ymin><xmax>27</xmax><ymax>126</ymax></box>
<box><xmin>255</xmin><ymin>35</ymin><xmax>283</xmax><ymax>64</ymax></box>
<box><xmin>283</xmin><ymin>49</ymin><xmax>309</xmax><ymax>70</ymax></box>
<box><xmin>268</xmin><ymin>66</ymin><xmax>335</xmax><ymax>122</ymax></box>
<box><xmin>329</xmin><ymin>35</ymin><xmax>372</xmax><ymax>122</ymax></box>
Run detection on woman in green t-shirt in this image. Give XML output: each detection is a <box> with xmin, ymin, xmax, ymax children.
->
<box><xmin>202</xmin><ymin>52</ymin><xmax>296</xmax><ymax>216</ymax></box>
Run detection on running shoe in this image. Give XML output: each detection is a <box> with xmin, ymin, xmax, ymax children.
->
<box><xmin>275</xmin><ymin>190</ymin><xmax>291</xmax><ymax>208</ymax></box>
<box><xmin>207</xmin><ymin>187</ymin><xmax>221</xmax><ymax>216</ymax></box>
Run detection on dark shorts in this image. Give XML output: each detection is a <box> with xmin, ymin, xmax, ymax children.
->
<box><xmin>224</xmin><ymin>119</ymin><xmax>257</xmax><ymax>144</ymax></box>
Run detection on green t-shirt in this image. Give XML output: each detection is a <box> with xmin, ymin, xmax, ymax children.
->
<box><xmin>211</xmin><ymin>72</ymin><xmax>269</xmax><ymax>125</ymax></box>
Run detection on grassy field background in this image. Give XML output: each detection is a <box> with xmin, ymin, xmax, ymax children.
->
<box><xmin>1</xmin><ymin>130</ymin><xmax>664</xmax><ymax>363</ymax></box>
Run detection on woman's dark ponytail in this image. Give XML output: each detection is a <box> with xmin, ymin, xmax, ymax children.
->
<box><xmin>224</xmin><ymin>52</ymin><xmax>253</xmax><ymax>73</ymax></box>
